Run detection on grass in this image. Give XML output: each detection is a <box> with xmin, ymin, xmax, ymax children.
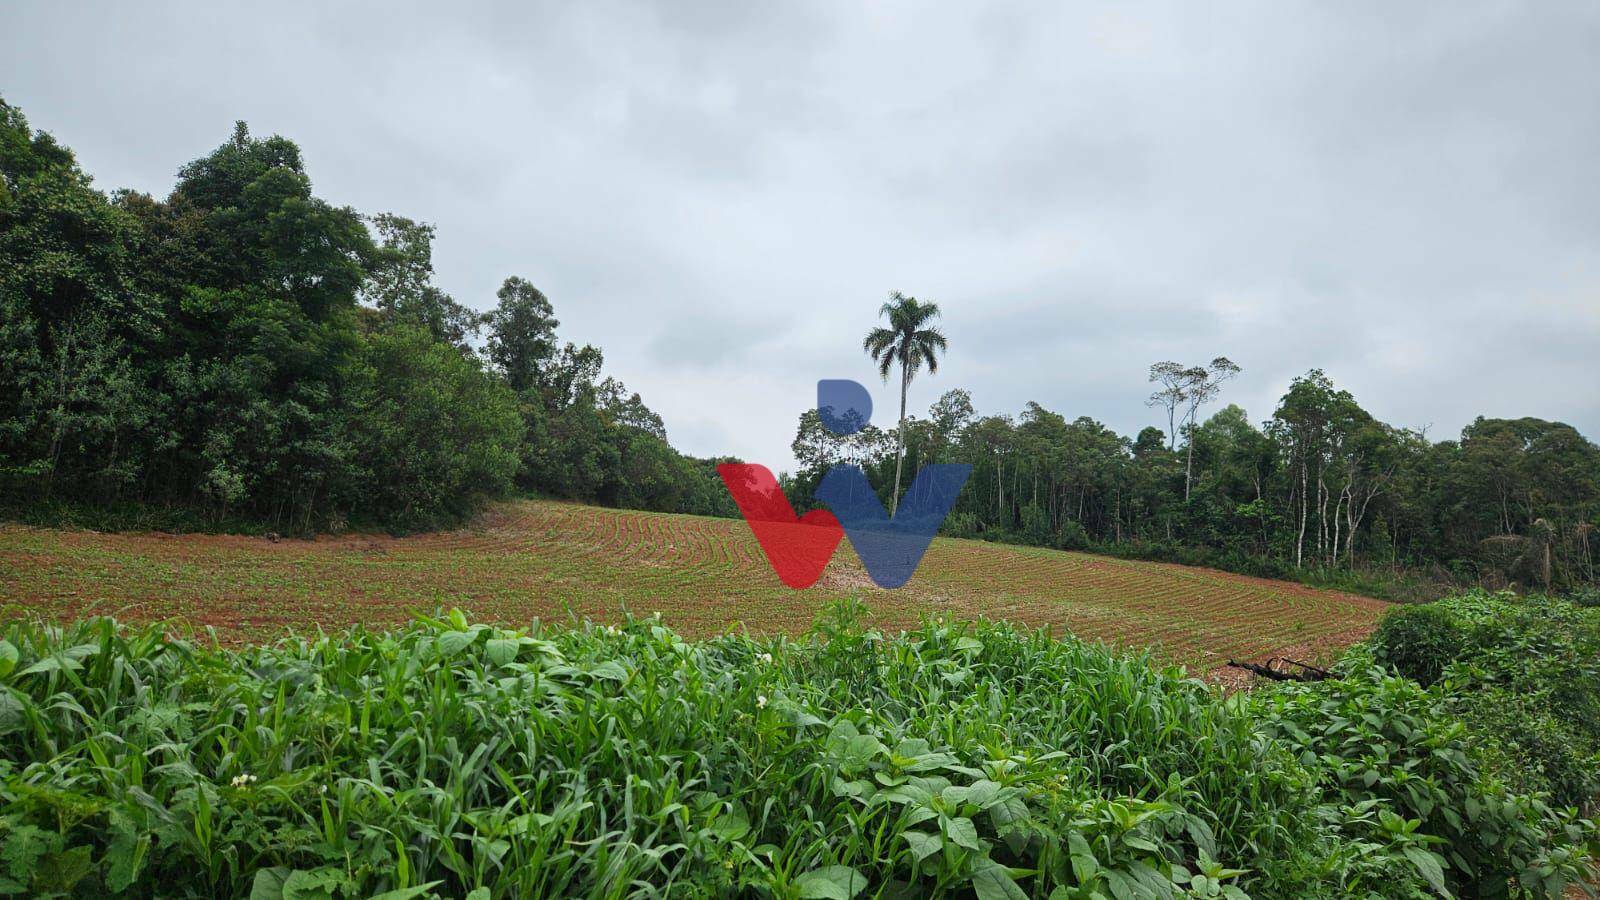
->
<box><xmin>0</xmin><ymin>499</ymin><xmax>1385</xmax><ymax>676</ymax></box>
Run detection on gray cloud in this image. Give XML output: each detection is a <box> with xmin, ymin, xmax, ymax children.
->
<box><xmin>4</xmin><ymin>0</ymin><xmax>1597</xmax><ymax>472</ymax></box>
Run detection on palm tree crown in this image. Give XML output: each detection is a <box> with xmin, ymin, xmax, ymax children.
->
<box><xmin>863</xmin><ymin>294</ymin><xmax>946</xmax><ymax>381</ymax></box>
<box><xmin>863</xmin><ymin>291</ymin><xmax>947</xmax><ymax>515</ymax></box>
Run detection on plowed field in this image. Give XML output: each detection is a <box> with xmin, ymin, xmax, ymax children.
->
<box><xmin>0</xmin><ymin>499</ymin><xmax>1387</xmax><ymax>676</ymax></box>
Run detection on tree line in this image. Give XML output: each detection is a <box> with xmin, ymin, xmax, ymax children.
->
<box><xmin>5</xmin><ymin>96</ymin><xmax>1596</xmax><ymax>595</ymax></box>
<box><xmin>787</xmin><ymin>309</ymin><xmax>1599</xmax><ymax>594</ymax></box>
<box><xmin>0</xmin><ymin>99</ymin><xmax>733</xmax><ymax>531</ymax></box>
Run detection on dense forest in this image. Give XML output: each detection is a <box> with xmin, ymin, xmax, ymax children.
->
<box><xmin>4</xmin><ymin>97</ymin><xmax>1597</xmax><ymax>595</ymax></box>
<box><xmin>788</xmin><ymin>372</ymin><xmax>1600</xmax><ymax>594</ymax></box>
<box><xmin>0</xmin><ymin>99</ymin><xmax>733</xmax><ymax>531</ymax></box>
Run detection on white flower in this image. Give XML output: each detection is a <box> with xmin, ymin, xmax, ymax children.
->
<box><xmin>756</xmin><ymin>694</ymin><xmax>768</xmax><ymax>709</ymax></box>
<box><xmin>229</xmin><ymin>773</ymin><xmax>258</xmax><ymax>788</ymax></box>
<box><xmin>757</xmin><ymin>652</ymin><xmax>773</xmax><ymax>664</ymax></box>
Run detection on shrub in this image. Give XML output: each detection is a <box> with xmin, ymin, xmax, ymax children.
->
<box><xmin>1251</xmin><ymin>658</ymin><xmax>1598</xmax><ymax>897</ymax></box>
<box><xmin>1057</xmin><ymin>519</ymin><xmax>1090</xmax><ymax>551</ymax></box>
<box><xmin>1368</xmin><ymin>602</ymin><xmax>1471</xmax><ymax>686</ymax></box>
<box><xmin>1458</xmin><ymin>682</ymin><xmax>1600</xmax><ymax>811</ymax></box>
<box><xmin>1019</xmin><ymin>504</ymin><xmax>1053</xmax><ymax>546</ymax></box>
<box><xmin>942</xmin><ymin>511</ymin><xmax>979</xmax><ymax>539</ymax></box>
<box><xmin>1368</xmin><ymin>591</ymin><xmax>1600</xmax><ymax>808</ymax></box>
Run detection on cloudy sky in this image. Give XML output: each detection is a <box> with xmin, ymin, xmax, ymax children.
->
<box><xmin>5</xmin><ymin>1</ymin><xmax>1598</xmax><ymax>470</ymax></box>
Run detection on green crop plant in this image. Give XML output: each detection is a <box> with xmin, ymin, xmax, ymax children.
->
<box><xmin>0</xmin><ymin>600</ymin><xmax>1593</xmax><ymax>898</ymax></box>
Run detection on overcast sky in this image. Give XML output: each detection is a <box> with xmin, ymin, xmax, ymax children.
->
<box><xmin>5</xmin><ymin>1</ymin><xmax>1598</xmax><ymax>471</ymax></box>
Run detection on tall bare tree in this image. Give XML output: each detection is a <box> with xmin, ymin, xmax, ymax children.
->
<box><xmin>1179</xmin><ymin>357</ymin><xmax>1241</xmax><ymax>500</ymax></box>
<box><xmin>1145</xmin><ymin>361</ymin><xmax>1187</xmax><ymax>451</ymax></box>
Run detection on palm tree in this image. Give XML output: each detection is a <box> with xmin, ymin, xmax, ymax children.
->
<box><xmin>863</xmin><ymin>291</ymin><xmax>948</xmax><ymax>515</ymax></box>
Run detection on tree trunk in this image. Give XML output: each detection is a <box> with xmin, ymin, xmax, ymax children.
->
<box><xmin>1255</xmin><ymin>474</ymin><xmax>1268</xmax><ymax>554</ymax></box>
<box><xmin>1295</xmin><ymin>452</ymin><xmax>1308</xmax><ymax>569</ymax></box>
<box><xmin>1011</xmin><ymin>459</ymin><xmax>1019</xmax><ymax>522</ymax></box>
<box><xmin>1330</xmin><ymin>488</ymin><xmax>1344</xmax><ymax>568</ymax></box>
<box><xmin>891</xmin><ymin>362</ymin><xmax>908</xmax><ymax>515</ymax></box>
<box><xmin>1183</xmin><ymin>416</ymin><xmax>1195</xmax><ymax>501</ymax></box>
<box><xmin>1316</xmin><ymin>459</ymin><xmax>1328</xmax><ymax>563</ymax></box>
<box><xmin>995</xmin><ymin>454</ymin><xmax>1004</xmax><ymax>518</ymax></box>
<box><xmin>1542</xmin><ymin>535</ymin><xmax>1552</xmax><ymax>589</ymax></box>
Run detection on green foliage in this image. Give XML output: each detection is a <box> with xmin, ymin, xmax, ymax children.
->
<box><xmin>1567</xmin><ymin>585</ymin><xmax>1600</xmax><ymax>608</ymax></box>
<box><xmin>338</xmin><ymin>326</ymin><xmax>522</xmax><ymax>529</ymax></box>
<box><xmin>1369</xmin><ymin>604</ymin><xmax>1472</xmax><ymax>686</ymax></box>
<box><xmin>1</xmin><ymin>604</ymin><xmax>1592</xmax><ymax>898</ymax></box>
<box><xmin>790</xmin><ymin>369</ymin><xmax>1600</xmax><ymax>596</ymax></box>
<box><xmin>1020</xmin><ymin>504</ymin><xmax>1053</xmax><ymax>546</ymax></box>
<box><xmin>942</xmin><ymin>511</ymin><xmax>981</xmax><ymax>538</ymax></box>
<box><xmin>1251</xmin><ymin>658</ymin><xmax>1598</xmax><ymax>897</ymax></box>
<box><xmin>1057</xmin><ymin>519</ymin><xmax>1090</xmax><ymax>551</ymax></box>
<box><xmin>0</xmin><ymin>96</ymin><xmax>731</xmax><ymax>533</ymax></box>
<box><xmin>363</xmin><ymin>213</ymin><xmax>485</xmax><ymax>352</ymax></box>
<box><xmin>1370</xmin><ymin>591</ymin><xmax>1600</xmax><ymax>808</ymax></box>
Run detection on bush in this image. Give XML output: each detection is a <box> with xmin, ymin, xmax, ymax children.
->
<box><xmin>1251</xmin><ymin>658</ymin><xmax>1598</xmax><ymax>897</ymax></box>
<box><xmin>1458</xmin><ymin>682</ymin><xmax>1600</xmax><ymax>811</ymax></box>
<box><xmin>941</xmin><ymin>511</ymin><xmax>980</xmax><ymax>538</ymax></box>
<box><xmin>1057</xmin><ymin>519</ymin><xmax>1090</xmax><ymax>551</ymax></box>
<box><xmin>1369</xmin><ymin>591</ymin><xmax>1600</xmax><ymax>808</ymax></box>
<box><xmin>1368</xmin><ymin>602</ymin><xmax>1470</xmax><ymax>686</ymax></box>
<box><xmin>1019</xmin><ymin>504</ymin><xmax>1053</xmax><ymax>546</ymax></box>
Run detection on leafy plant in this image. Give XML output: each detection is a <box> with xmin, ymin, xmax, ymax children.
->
<box><xmin>1</xmin><ymin>601</ymin><xmax>1593</xmax><ymax>898</ymax></box>
<box><xmin>1251</xmin><ymin>657</ymin><xmax>1598</xmax><ymax>897</ymax></box>
<box><xmin>1370</xmin><ymin>591</ymin><xmax>1600</xmax><ymax>806</ymax></box>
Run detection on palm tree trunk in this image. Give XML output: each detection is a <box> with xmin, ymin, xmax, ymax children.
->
<box><xmin>892</xmin><ymin>361</ymin><xmax>908</xmax><ymax>515</ymax></box>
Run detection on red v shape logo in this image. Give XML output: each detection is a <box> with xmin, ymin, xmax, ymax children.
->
<box><xmin>717</xmin><ymin>463</ymin><xmax>843</xmax><ymax>588</ymax></box>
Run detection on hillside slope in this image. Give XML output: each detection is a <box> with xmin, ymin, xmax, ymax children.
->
<box><xmin>0</xmin><ymin>499</ymin><xmax>1385</xmax><ymax>672</ymax></box>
